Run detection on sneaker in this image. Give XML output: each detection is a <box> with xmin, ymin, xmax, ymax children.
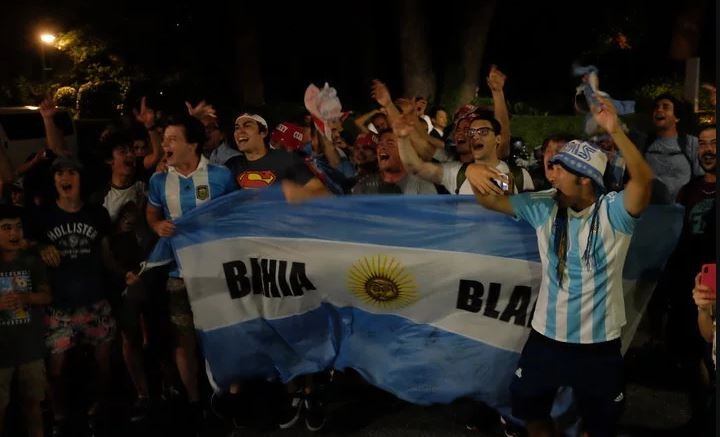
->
<box><xmin>304</xmin><ymin>394</ymin><xmax>326</xmax><ymax>432</ymax></box>
<box><xmin>129</xmin><ymin>396</ymin><xmax>151</xmax><ymax>423</ymax></box>
<box><xmin>277</xmin><ymin>390</ymin><xmax>303</xmax><ymax>429</ymax></box>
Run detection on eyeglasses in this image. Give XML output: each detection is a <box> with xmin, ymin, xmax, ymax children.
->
<box><xmin>467</xmin><ymin>127</ymin><xmax>494</xmax><ymax>137</ymax></box>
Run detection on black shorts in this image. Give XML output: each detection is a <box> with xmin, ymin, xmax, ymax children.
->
<box><xmin>510</xmin><ymin>330</ymin><xmax>625</xmax><ymax>436</ymax></box>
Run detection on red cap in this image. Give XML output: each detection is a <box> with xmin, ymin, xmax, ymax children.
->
<box><xmin>354</xmin><ymin>132</ymin><xmax>378</xmax><ymax>148</ymax></box>
<box><xmin>270</xmin><ymin>122</ymin><xmax>305</xmax><ymax>151</ymax></box>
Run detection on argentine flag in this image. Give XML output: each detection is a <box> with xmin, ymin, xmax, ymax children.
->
<box><xmin>145</xmin><ymin>188</ymin><xmax>683</xmax><ymax>418</ymax></box>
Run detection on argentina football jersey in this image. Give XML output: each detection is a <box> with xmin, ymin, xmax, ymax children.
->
<box><xmin>509</xmin><ymin>189</ymin><xmax>638</xmax><ymax>344</ymax></box>
<box><xmin>148</xmin><ymin>156</ymin><xmax>236</xmax><ymax>220</ymax></box>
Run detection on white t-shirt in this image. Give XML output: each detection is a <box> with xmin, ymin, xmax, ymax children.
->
<box><xmin>440</xmin><ymin>160</ymin><xmax>535</xmax><ymax>195</ymax></box>
<box><xmin>103</xmin><ymin>180</ymin><xmax>147</xmax><ymax>222</ymax></box>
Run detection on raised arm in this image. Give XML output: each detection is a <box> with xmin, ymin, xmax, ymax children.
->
<box><xmin>393</xmin><ymin>119</ymin><xmax>443</xmax><ymax>184</ymax></box>
<box><xmin>39</xmin><ymin>99</ymin><xmax>71</xmax><ymax>157</ymax></box>
<box><xmin>487</xmin><ymin>65</ymin><xmax>510</xmax><ymax>159</ymax></box>
<box><xmin>592</xmin><ymin>94</ymin><xmax>653</xmax><ymax>216</ymax></box>
<box><xmin>134</xmin><ymin>97</ymin><xmax>163</xmax><ymax>170</ymax></box>
<box><xmin>353</xmin><ymin>109</ymin><xmax>383</xmax><ymax>134</ymax></box>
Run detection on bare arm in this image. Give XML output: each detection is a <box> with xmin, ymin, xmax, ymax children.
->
<box><xmin>143</xmin><ymin>127</ymin><xmax>163</xmax><ymax>170</ymax></box>
<box><xmin>146</xmin><ymin>204</ymin><xmax>175</xmax><ymax>237</ymax></box>
<box><xmin>592</xmin><ymin>94</ymin><xmax>653</xmax><ymax>217</ymax></box>
<box><xmin>466</xmin><ymin>163</ymin><xmax>515</xmax><ymax>215</ymax></box>
<box><xmin>22</xmin><ymin>283</ymin><xmax>51</xmax><ymax>306</ymax></box>
<box><xmin>487</xmin><ymin>66</ymin><xmax>510</xmax><ymax>159</ymax></box>
<box><xmin>134</xmin><ymin>97</ymin><xmax>164</xmax><ymax>170</ymax></box>
<box><xmin>394</xmin><ymin>120</ymin><xmax>443</xmax><ymax>185</ymax></box>
<box><xmin>39</xmin><ymin>99</ymin><xmax>71</xmax><ymax>157</ymax></box>
<box><xmin>281</xmin><ymin>177</ymin><xmax>331</xmax><ymax>203</ymax></box>
<box><xmin>318</xmin><ymin>131</ymin><xmax>342</xmax><ymax>169</ymax></box>
<box><xmin>353</xmin><ymin>109</ymin><xmax>382</xmax><ymax>134</ymax></box>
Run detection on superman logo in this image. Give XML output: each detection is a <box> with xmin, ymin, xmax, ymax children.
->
<box><xmin>237</xmin><ymin>170</ymin><xmax>277</xmax><ymax>188</ymax></box>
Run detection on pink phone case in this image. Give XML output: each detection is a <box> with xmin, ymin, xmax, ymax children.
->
<box><xmin>700</xmin><ymin>264</ymin><xmax>716</xmax><ymax>295</ymax></box>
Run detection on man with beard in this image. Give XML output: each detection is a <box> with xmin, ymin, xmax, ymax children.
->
<box><xmin>642</xmin><ymin>94</ymin><xmax>703</xmax><ymax>204</ymax></box>
<box><xmin>351</xmin><ymin>129</ymin><xmax>438</xmax><ymax>195</ymax></box>
<box><xmin>394</xmin><ymin>112</ymin><xmax>534</xmax><ymax>195</ymax></box>
<box><xmin>654</xmin><ymin>124</ymin><xmax>716</xmax><ymax>432</ymax></box>
<box><xmin>465</xmin><ymin>94</ymin><xmax>653</xmax><ymax>437</ymax></box>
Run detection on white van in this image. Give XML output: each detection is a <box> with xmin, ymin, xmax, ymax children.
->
<box><xmin>0</xmin><ymin>107</ymin><xmax>78</xmax><ymax>169</ymax></box>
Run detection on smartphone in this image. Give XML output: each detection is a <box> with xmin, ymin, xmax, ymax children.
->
<box><xmin>700</xmin><ymin>263</ymin><xmax>716</xmax><ymax>295</ymax></box>
<box><xmin>492</xmin><ymin>174</ymin><xmax>510</xmax><ymax>193</ymax></box>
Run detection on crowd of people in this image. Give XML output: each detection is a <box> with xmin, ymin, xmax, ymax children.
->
<box><xmin>0</xmin><ymin>65</ymin><xmax>716</xmax><ymax>437</ymax></box>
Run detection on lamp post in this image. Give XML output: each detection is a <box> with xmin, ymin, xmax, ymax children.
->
<box><xmin>39</xmin><ymin>33</ymin><xmax>56</xmax><ymax>82</ymax></box>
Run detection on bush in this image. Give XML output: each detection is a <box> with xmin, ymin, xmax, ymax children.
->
<box><xmin>54</xmin><ymin>86</ymin><xmax>78</xmax><ymax>110</ymax></box>
<box><xmin>76</xmin><ymin>81</ymin><xmax>123</xmax><ymax>119</ymax></box>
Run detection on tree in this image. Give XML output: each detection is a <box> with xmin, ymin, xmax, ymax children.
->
<box><xmin>439</xmin><ymin>0</ymin><xmax>497</xmax><ymax>113</ymax></box>
<box><xmin>228</xmin><ymin>3</ymin><xmax>265</xmax><ymax>107</ymax></box>
<box><xmin>398</xmin><ymin>0</ymin><xmax>435</xmax><ymax>100</ymax></box>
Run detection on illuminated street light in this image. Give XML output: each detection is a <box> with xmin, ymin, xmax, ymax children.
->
<box><xmin>38</xmin><ymin>32</ymin><xmax>56</xmax><ymax>81</ymax></box>
<box><xmin>40</xmin><ymin>33</ymin><xmax>56</xmax><ymax>45</ymax></box>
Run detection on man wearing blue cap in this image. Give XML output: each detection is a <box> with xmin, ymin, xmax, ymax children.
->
<box><xmin>466</xmin><ymin>94</ymin><xmax>654</xmax><ymax>437</ymax></box>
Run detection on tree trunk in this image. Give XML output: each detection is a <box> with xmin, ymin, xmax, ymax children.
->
<box><xmin>669</xmin><ymin>1</ymin><xmax>706</xmax><ymax>60</ymax></box>
<box><xmin>440</xmin><ymin>0</ymin><xmax>496</xmax><ymax>114</ymax></box>
<box><xmin>229</xmin><ymin>4</ymin><xmax>264</xmax><ymax>107</ymax></box>
<box><xmin>398</xmin><ymin>0</ymin><xmax>435</xmax><ymax>100</ymax></box>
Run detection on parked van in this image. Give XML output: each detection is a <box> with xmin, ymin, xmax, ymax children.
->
<box><xmin>0</xmin><ymin>107</ymin><xmax>78</xmax><ymax>169</ymax></box>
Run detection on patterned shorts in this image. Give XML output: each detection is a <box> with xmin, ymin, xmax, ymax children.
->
<box><xmin>0</xmin><ymin>359</ymin><xmax>46</xmax><ymax>408</ymax></box>
<box><xmin>167</xmin><ymin>277</ymin><xmax>196</xmax><ymax>335</ymax></box>
<box><xmin>46</xmin><ymin>300</ymin><xmax>117</xmax><ymax>354</ymax></box>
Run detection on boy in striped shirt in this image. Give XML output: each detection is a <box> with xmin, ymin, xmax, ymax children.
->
<box><xmin>465</xmin><ymin>95</ymin><xmax>654</xmax><ymax>437</ymax></box>
<box><xmin>146</xmin><ymin>115</ymin><xmax>235</xmax><ymax>430</ymax></box>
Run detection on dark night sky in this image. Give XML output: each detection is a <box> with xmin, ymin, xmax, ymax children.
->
<box><xmin>0</xmin><ymin>0</ymin><xmax>716</xmax><ymax>114</ymax></box>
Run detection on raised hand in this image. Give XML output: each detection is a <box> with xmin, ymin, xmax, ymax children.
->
<box><xmin>371</xmin><ymin>80</ymin><xmax>392</xmax><ymax>108</ymax></box>
<box><xmin>693</xmin><ymin>272</ymin><xmax>716</xmax><ymax>313</ymax></box>
<box><xmin>185</xmin><ymin>100</ymin><xmax>217</xmax><ymax>122</ymax></box>
<box><xmin>133</xmin><ymin>97</ymin><xmax>156</xmax><ymax>129</ymax></box>
<box><xmin>38</xmin><ymin>98</ymin><xmax>57</xmax><ymax>119</ymax></box>
<box><xmin>486</xmin><ymin>65</ymin><xmax>506</xmax><ymax>93</ymax></box>
<box><xmin>702</xmin><ymin>83</ymin><xmax>716</xmax><ymax>108</ymax></box>
<box><xmin>391</xmin><ymin>117</ymin><xmax>413</xmax><ymax>138</ymax></box>
<box><xmin>591</xmin><ymin>93</ymin><xmax>620</xmax><ymax>135</ymax></box>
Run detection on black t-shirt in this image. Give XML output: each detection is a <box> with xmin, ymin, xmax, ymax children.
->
<box><xmin>225</xmin><ymin>148</ymin><xmax>314</xmax><ymax>189</ymax></box>
<box><xmin>29</xmin><ymin>203</ymin><xmax>111</xmax><ymax>308</ymax></box>
<box><xmin>0</xmin><ymin>251</ymin><xmax>49</xmax><ymax>367</ymax></box>
<box><xmin>676</xmin><ymin>177</ymin><xmax>716</xmax><ymax>267</ymax></box>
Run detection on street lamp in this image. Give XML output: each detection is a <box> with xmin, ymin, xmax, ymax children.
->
<box><xmin>39</xmin><ymin>32</ymin><xmax>56</xmax><ymax>81</ymax></box>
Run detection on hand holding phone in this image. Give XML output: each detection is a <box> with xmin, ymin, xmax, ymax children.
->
<box><xmin>700</xmin><ymin>264</ymin><xmax>716</xmax><ymax>296</ymax></box>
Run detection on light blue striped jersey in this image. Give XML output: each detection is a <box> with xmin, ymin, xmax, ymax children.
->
<box><xmin>509</xmin><ymin>189</ymin><xmax>638</xmax><ymax>344</ymax></box>
<box><xmin>148</xmin><ymin>156</ymin><xmax>236</xmax><ymax>221</ymax></box>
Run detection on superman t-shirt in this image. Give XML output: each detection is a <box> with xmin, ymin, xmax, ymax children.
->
<box><xmin>225</xmin><ymin>148</ymin><xmax>314</xmax><ymax>189</ymax></box>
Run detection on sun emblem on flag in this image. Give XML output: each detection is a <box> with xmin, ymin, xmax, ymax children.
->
<box><xmin>347</xmin><ymin>255</ymin><xmax>418</xmax><ymax>309</ymax></box>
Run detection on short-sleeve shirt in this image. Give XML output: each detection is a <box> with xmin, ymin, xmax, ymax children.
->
<box><xmin>0</xmin><ymin>252</ymin><xmax>49</xmax><ymax>367</ymax></box>
<box><xmin>207</xmin><ymin>142</ymin><xmax>242</xmax><ymax>166</ymax></box>
<box><xmin>509</xmin><ymin>189</ymin><xmax>638</xmax><ymax>344</ymax></box>
<box><xmin>103</xmin><ymin>180</ymin><xmax>146</xmax><ymax>223</ymax></box>
<box><xmin>148</xmin><ymin>156</ymin><xmax>236</xmax><ymax>221</ymax></box>
<box><xmin>225</xmin><ymin>148</ymin><xmax>314</xmax><ymax>189</ymax></box>
<box><xmin>441</xmin><ymin>161</ymin><xmax>535</xmax><ymax>195</ymax></box>
<box><xmin>30</xmin><ymin>203</ymin><xmax>112</xmax><ymax>308</ymax></box>
<box><xmin>645</xmin><ymin>135</ymin><xmax>703</xmax><ymax>204</ymax></box>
